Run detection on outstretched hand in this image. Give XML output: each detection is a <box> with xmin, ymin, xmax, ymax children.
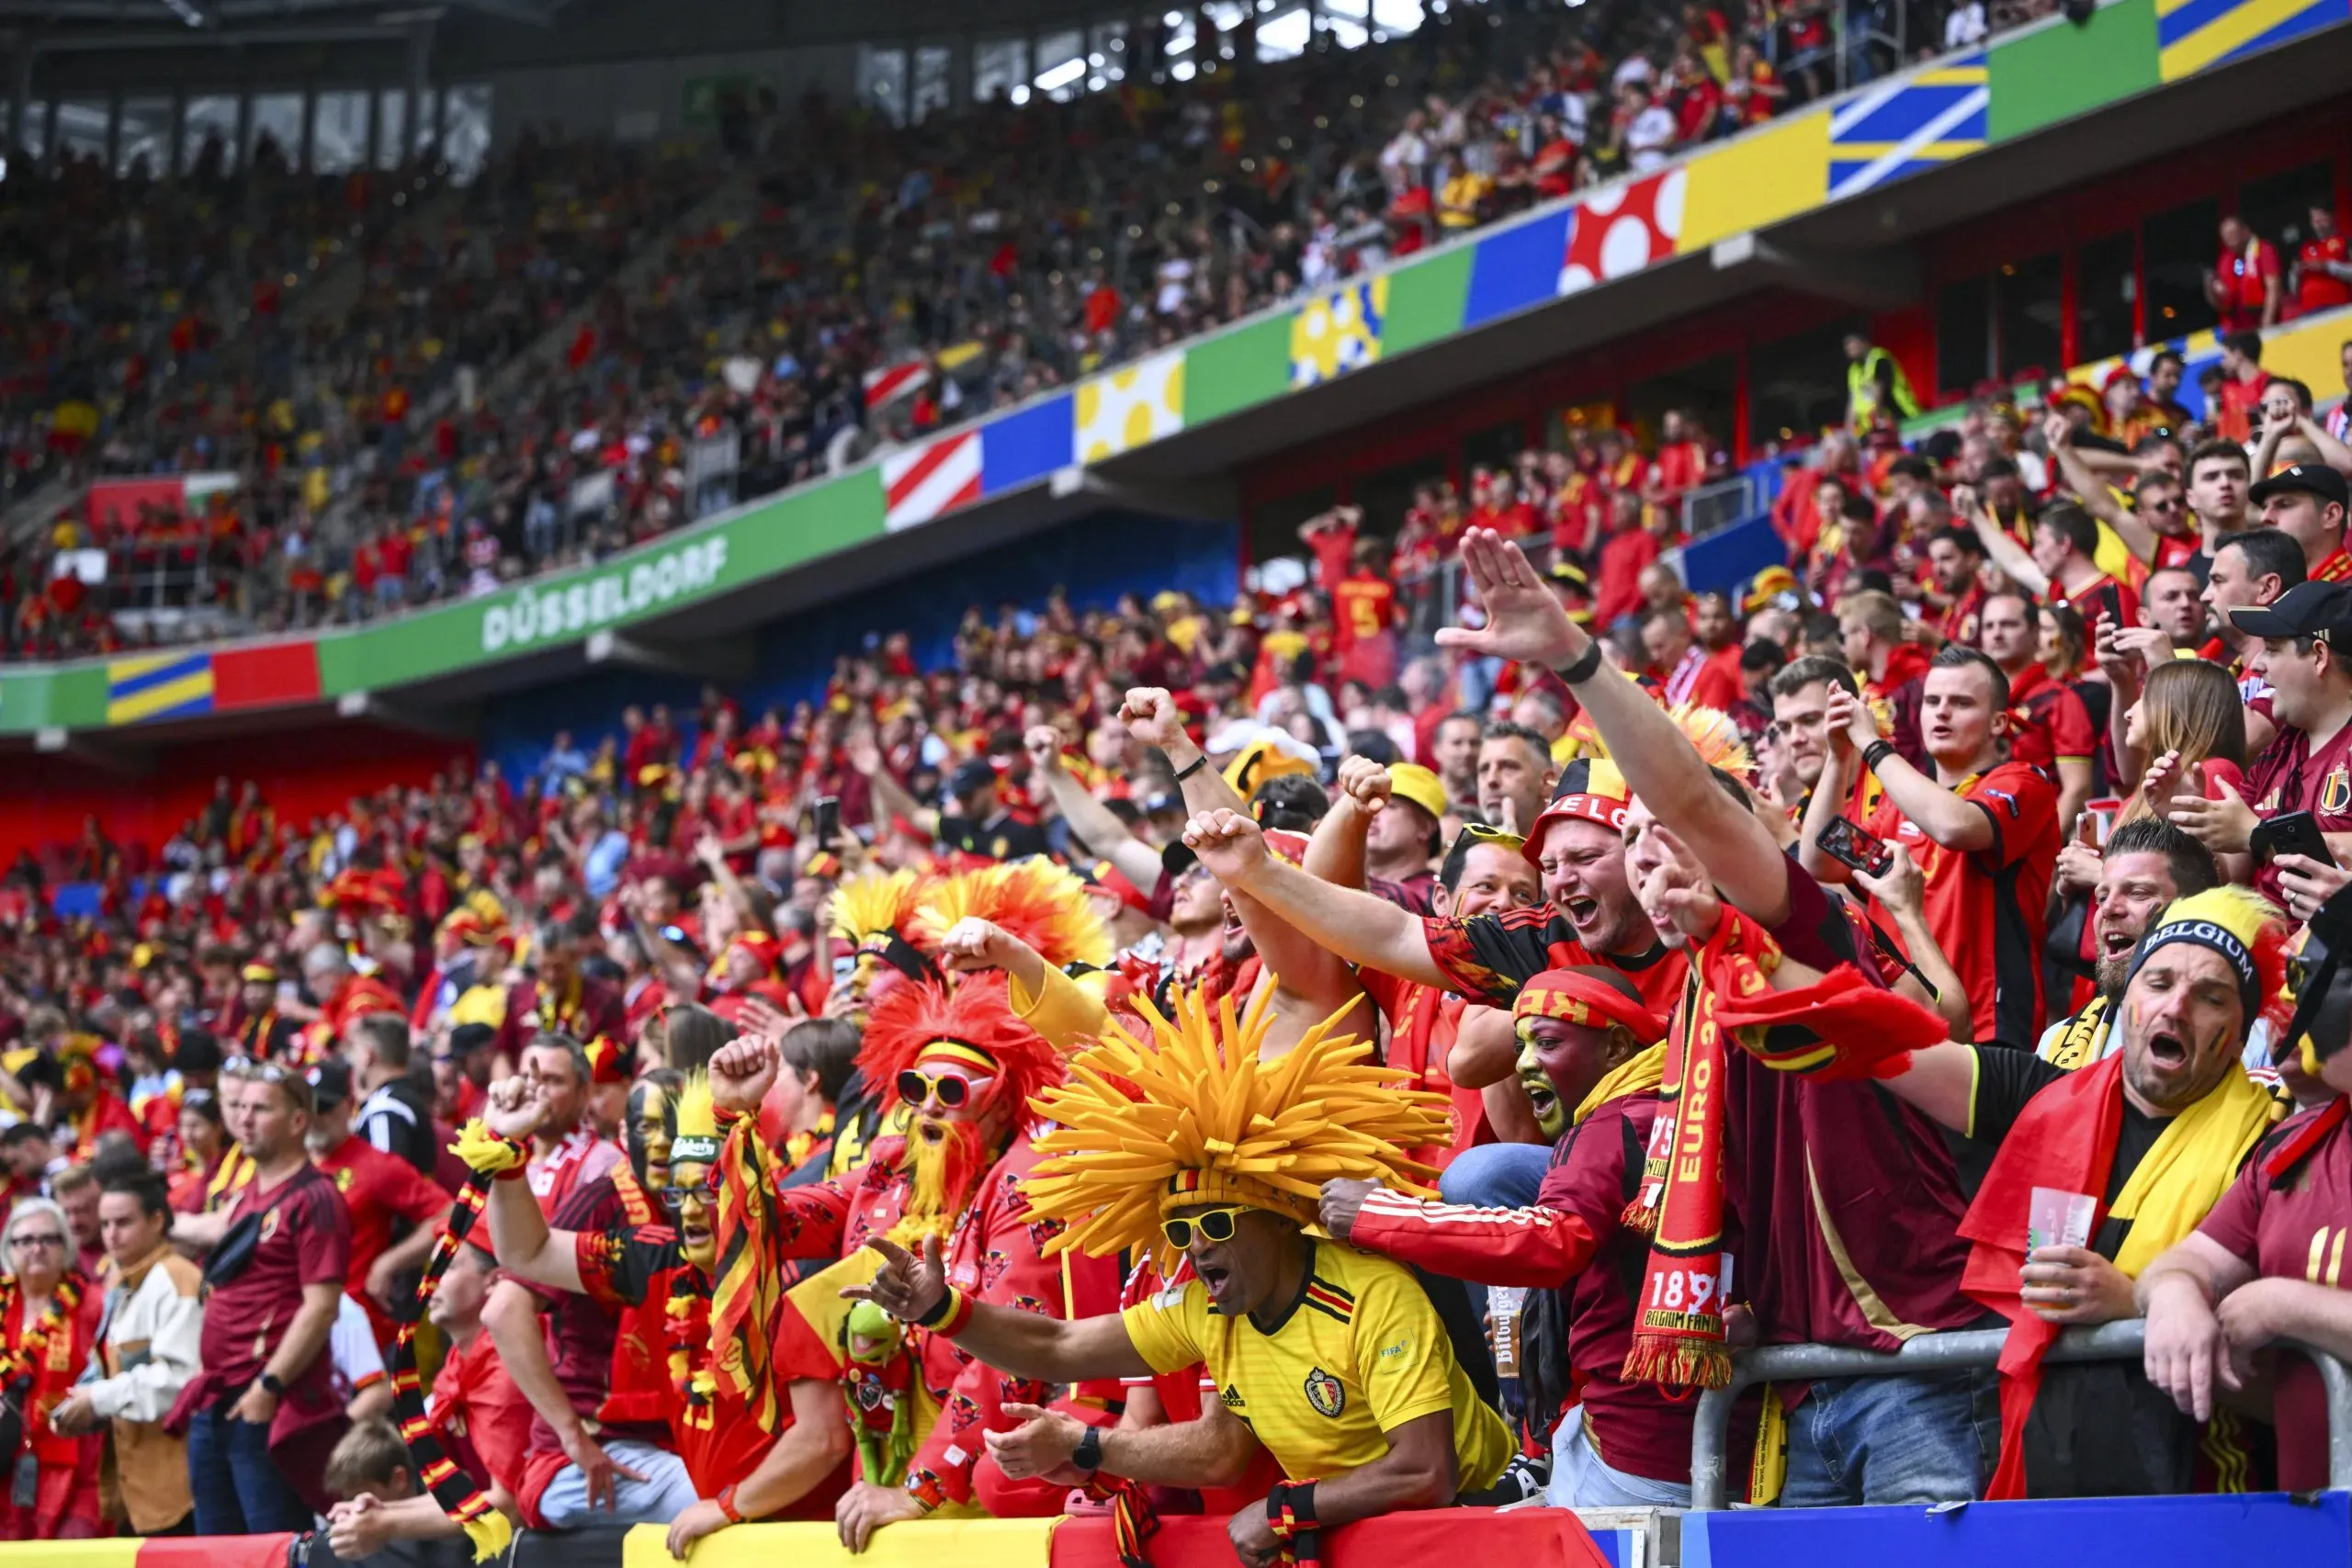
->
<box><xmin>842</xmin><ymin>1234</ymin><xmax>950</xmax><ymax>1325</ymax></box>
<box><xmin>1433</xmin><ymin>529</ymin><xmax>1584</xmax><ymax>670</ymax></box>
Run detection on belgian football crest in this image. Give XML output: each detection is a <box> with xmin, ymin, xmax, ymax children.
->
<box><xmin>1304</xmin><ymin>1366</ymin><xmax>1345</xmax><ymax>1417</ymax></box>
<box><xmin>2324</xmin><ymin>765</ymin><xmax>2350</xmax><ymax>817</ymax></box>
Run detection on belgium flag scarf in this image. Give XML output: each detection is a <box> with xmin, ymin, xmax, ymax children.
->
<box><xmin>1958</xmin><ymin>1053</ymin><xmax>2281</xmax><ymax>1499</ymax></box>
<box><xmin>1623</xmin><ymin>906</ymin><xmax>1949</xmax><ymax>1389</ymax></box>
<box><xmin>388</xmin><ymin>1122</ymin><xmax>519</xmax><ymax>1562</ymax></box>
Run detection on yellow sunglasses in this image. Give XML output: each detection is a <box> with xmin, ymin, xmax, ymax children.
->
<box><xmin>1161</xmin><ymin>1206</ymin><xmax>1250</xmax><ymax>1250</ymax></box>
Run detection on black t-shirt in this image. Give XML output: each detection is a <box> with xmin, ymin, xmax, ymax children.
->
<box><xmin>1966</xmin><ymin>1046</ymin><xmax>2175</xmax><ymax>1260</ymax></box>
<box><xmin>357</xmin><ymin>1074</ymin><xmax>440</xmax><ymax>1178</ymax></box>
<box><xmin>1962</xmin><ymin>1045</ymin><xmax>2235</xmax><ymax>1497</ymax></box>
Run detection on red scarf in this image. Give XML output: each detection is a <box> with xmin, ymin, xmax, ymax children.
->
<box><xmin>1624</xmin><ymin>908</ymin><xmax>1947</xmax><ymax>1389</ymax></box>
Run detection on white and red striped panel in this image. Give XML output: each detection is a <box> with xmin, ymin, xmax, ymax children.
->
<box><xmin>881</xmin><ymin>432</ymin><xmax>981</xmax><ymax>532</ymax></box>
<box><xmin>863</xmin><ymin>360</ymin><xmax>931</xmax><ymax>409</ymax></box>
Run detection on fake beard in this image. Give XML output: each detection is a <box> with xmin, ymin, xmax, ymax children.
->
<box><xmin>891</xmin><ymin>1117</ymin><xmax>992</xmax><ymax>1246</ymax></box>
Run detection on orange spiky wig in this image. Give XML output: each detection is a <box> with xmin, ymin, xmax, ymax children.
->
<box><xmin>858</xmin><ymin>972</ymin><xmax>1067</xmax><ymax>1120</ymax></box>
<box><xmin>910</xmin><ymin>860</ymin><xmax>1114</xmax><ymax>972</ymax></box>
<box><xmin>829</xmin><ymin>868</ymin><xmax>941</xmax><ymax>980</ymax></box>
<box><xmin>1668</xmin><ymin>702</ymin><xmax>1755</xmax><ymax>783</ymax></box>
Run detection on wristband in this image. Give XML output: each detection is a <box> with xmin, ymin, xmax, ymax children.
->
<box><xmin>1861</xmin><ymin>739</ymin><xmax>1897</xmax><ymax>773</ymax></box>
<box><xmin>906</xmin><ymin>1471</ymin><xmax>947</xmax><ymax>1511</ymax></box>
<box><xmin>1266</xmin><ymin>1479</ymin><xmax>1322</xmax><ymax>1562</ymax></box>
<box><xmin>715</xmin><ymin>1483</ymin><xmax>744</xmax><ymax>1524</ymax></box>
<box><xmin>1072</xmin><ymin>1425</ymin><xmax>1103</xmax><ymax>1474</ymax></box>
<box><xmin>1171</xmin><ymin>754</ymin><xmax>1206</xmax><ymax>783</ymax></box>
<box><xmin>713</xmin><ymin>1105</ymin><xmax>746</xmax><ymax>1128</ymax></box>
<box><xmin>1555</xmin><ymin>639</ymin><xmax>1604</xmax><ymax>686</ymax></box>
<box><xmin>914</xmin><ymin>1284</ymin><xmax>975</xmax><ymax>1336</ymax></box>
<box><xmin>259</xmin><ymin>1371</ymin><xmax>285</xmax><ymax>1397</ymax></box>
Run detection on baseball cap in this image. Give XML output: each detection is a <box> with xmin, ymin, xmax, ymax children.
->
<box><xmin>2229</xmin><ymin>580</ymin><xmax>2352</xmax><ymax>644</ymax></box>
<box><xmin>2249</xmin><ymin>463</ymin><xmax>2351</xmax><ymax>513</ymax></box>
<box><xmin>1386</xmin><ymin>763</ymin><xmax>1448</xmax><ymax>824</ymax></box>
<box><xmin>1521</xmin><ymin>756</ymin><xmax>1634</xmax><ymax>868</ymax></box>
<box><xmin>947</xmin><ymin>759</ymin><xmax>998</xmax><ymax>798</ymax></box>
<box><xmin>307</xmin><ymin>1058</ymin><xmax>353</xmax><ymax>1111</ymax></box>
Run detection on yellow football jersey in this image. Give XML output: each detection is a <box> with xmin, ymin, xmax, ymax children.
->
<box><xmin>1123</xmin><ymin>1239</ymin><xmax>1512</xmax><ymax>1491</ymax></box>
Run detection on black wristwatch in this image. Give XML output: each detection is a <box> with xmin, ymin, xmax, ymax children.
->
<box><xmin>259</xmin><ymin>1371</ymin><xmax>286</xmax><ymax>1397</ymax></box>
<box><xmin>1071</xmin><ymin>1426</ymin><xmax>1103</xmax><ymax>1473</ymax></box>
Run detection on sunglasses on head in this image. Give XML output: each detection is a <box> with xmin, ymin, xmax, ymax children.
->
<box><xmin>1161</xmin><ymin>1205</ymin><xmax>1250</xmax><ymax>1250</ymax></box>
<box><xmin>897</xmin><ymin>1067</ymin><xmax>990</xmax><ymax>1109</ymax></box>
<box><xmin>1458</xmin><ymin>824</ymin><xmax>1525</xmax><ymax>849</ymax></box>
<box><xmin>224</xmin><ymin>1056</ymin><xmax>288</xmax><ymax>1084</ymax></box>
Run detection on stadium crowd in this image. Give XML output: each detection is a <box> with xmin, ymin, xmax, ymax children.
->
<box><xmin>2</xmin><ymin>298</ymin><xmax>2352</xmax><ymax>1559</ymax></box>
<box><xmin>3</xmin><ymin>0</ymin><xmax>2060</xmax><ymax>660</ymax></box>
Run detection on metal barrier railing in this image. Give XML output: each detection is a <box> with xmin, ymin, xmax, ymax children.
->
<box><xmin>1688</xmin><ymin>1320</ymin><xmax>2352</xmax><ymax>1509</ymax></box>
<box><xmin>1679</xmin><ymin>474</ymin><xmax>1757</xmax><ymax>542</ymax></box>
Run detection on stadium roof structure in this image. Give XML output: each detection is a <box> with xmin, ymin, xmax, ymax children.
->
<box><xmin>0</xmin><ymin>0</ymin><xmax>559</xmax><ymax>45</ymax></box>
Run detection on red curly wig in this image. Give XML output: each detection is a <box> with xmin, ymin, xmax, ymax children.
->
<box><xmin>857</xmin><ymin>972</ymin><xmax>1067</xmax><ymax>1118</ymax></box>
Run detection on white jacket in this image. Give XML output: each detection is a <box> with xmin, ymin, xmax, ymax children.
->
<box><xmin>85</xmin><ymin>1245</ymin><xmax>204</xmax><ymax>1421</ymax></box>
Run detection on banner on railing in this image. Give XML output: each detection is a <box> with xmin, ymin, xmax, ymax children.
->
<box><xmin>85</xmin><ymin>471</ymin><xmax>238</xmax><ymax>534</ymax></box>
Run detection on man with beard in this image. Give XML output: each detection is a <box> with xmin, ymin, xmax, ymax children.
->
<box><xmin>223</xmin><ymin>963</ymin><xmax>300</xmax><ymax>1061</ymax></box>
<box><xmin>1863</xmin><ymin>888</ymin><xmax>2290</xmax><ymax>1498</ymax></box>
<box><xmin>1476</xmin><ymin>722</ymin><xmax>1557</xmax><ymax>835</ymax></box>
<box><xmin>705</xmin><ymin>974</ymin><xmax>1121</xmax><ymax>1551</ymax></box>
<box><xmin>1320</xmin><ymin>967</ymin><xmax>1694</xmax><ymax>1507</ymax></box>
<box><xmin>843</xmin><ymin>988</ymin><xmax>1510</xmax><ymax>1563</ymax></box>
<box><xmin>1925</xmin><ymin>525</ymin><xmax>1991</xmax><ymax>646</ymax></box>
<box><xmin>1408</xmin><ymin>528</ymin><xmax>2000</xmax><ymax>1506</ymax></box>
<box><xmin>2040</xmin><ymin>819</ymin><xmax>2220</xmax><ymax>1067</ymax></box>
<box><xmin>1184</xmin><ymin>752</ymin><xmax>1687</xmax><ymax>1035</ymax></box>
<box><xmin>478</xmin><ymin>1072</ymin><xmax>854</xmax><ymax>1559</ymax></box>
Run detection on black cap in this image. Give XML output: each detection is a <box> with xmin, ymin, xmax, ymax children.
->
<box><xmin>307</xmin><ymin>1057</ymin><xmax>352</xmax><ymax>1110</ymax></box>
<box><xmin>2229</xmin><ymin>579</ymin><xmax>2352</xmax><ymax>643</ymax></box>
<box><xmin>946</xmin><ymin>759</ymin><xmax>996</xmax><ymax>798</ymax></box>
<box><xmin>2250</xmin><ymin>463</ymin><xmax>2351</xmax><ymax>513</ymax></box>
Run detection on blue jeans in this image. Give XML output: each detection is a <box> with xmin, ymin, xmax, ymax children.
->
<box><xmin>187</xmin><ymin>1404</ymin><xmax>313</xmax><ymax>1536</ymax></box>
<box><xmin>532</xmin><ymin>1438</ymin><xmax>699</xmax><ymax>1529</ymax></box>
<box><xmin>1779</xmin><ymin>1368</ymin><xmax>1998</xmax><ymax>1506</ymax></box>
<box><xmin>1549</xmin><ymin>1406</ymin><xmax>1692</xmax><ymax>1509</ymax></box>
<box><xmin>1440</xmin><ymin>1142</ymin><xmax>1552</xmax><ymax>1210</ymax></box>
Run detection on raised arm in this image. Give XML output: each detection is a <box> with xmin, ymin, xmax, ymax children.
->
<box><xmin>1852</xmin><ymin>847</ymin><xmax>1972</xmax><ymax>1042</ymax></box>
<box><xmin>1023</xmin><ymin>728</ymin><xmax>1164</xmax><ymax>893</ymax></box>
<box><xmin>1826</xmin><ymin>686</ymin><xmax>1992</xmax><ymax>852</ymax></box>
<box><xmin>1967</xmin><ymin>502</ymin><xmax>2052</xmax><ymax>597</ymax></box>
<box><xmin>985</xmin><ymin>1395</ymin><xmax>1265</xmax><ymax>1490</ymax></box>
<box><xmin>1120</xmin><ymin>689</ymin><xmax>1250</xmax><ymax>819</ymax></box>
<box><xmin>842</xmin><ymin>1236</ymin><xmax>1151</xmax><ymax>1384</ymax></box>
<box><xmin>1432</xmin><ymin>529</ymin><xmax>1792</xmax><ymax>923</ymax></box>
<box><xmin>2046</xmin><ymin>418</ymin><xmax>2155</xmax><ymax>562</ymax></box>
<box><xmin>1302</xmin><ymin>756</ymin><xmax>1385</xmax><ymax>890</ymax></box>
<box><xmin>1183</xmin><ymin>811</ymin><xmax>1451</xmax><ymax>989</ymax></box>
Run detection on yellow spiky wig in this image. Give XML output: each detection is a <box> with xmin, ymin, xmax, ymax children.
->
<box><xmin>1023</xmin><ymin>985</ymin><xmax>1449</xmax><ymax>1263</ymax></box>
<box><xmin>910</xmin><ymin>859</ymin><xmax>1114</xmax><ymax>972</ymax></box>
<box><xmin>670</xmin><ymin>1073</ymin><xmax>721</xmax><ymax>1168</ymax></box>
<box><xmin>828</xmin><ymin>868</ymin><xmax>941</xmax><ymax>979</ymax></box>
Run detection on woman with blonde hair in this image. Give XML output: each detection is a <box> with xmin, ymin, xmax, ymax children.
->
<box><xmin>2115</xmin><ymin>659</ymin><xmax>2248</xmax><ymax>824</ymax></box>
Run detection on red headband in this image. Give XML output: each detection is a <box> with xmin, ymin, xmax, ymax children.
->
<box><xmin>1512</xmin><ymin>967</ymin><xmax>1669</xmax><ymax>1045</ymax></box>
